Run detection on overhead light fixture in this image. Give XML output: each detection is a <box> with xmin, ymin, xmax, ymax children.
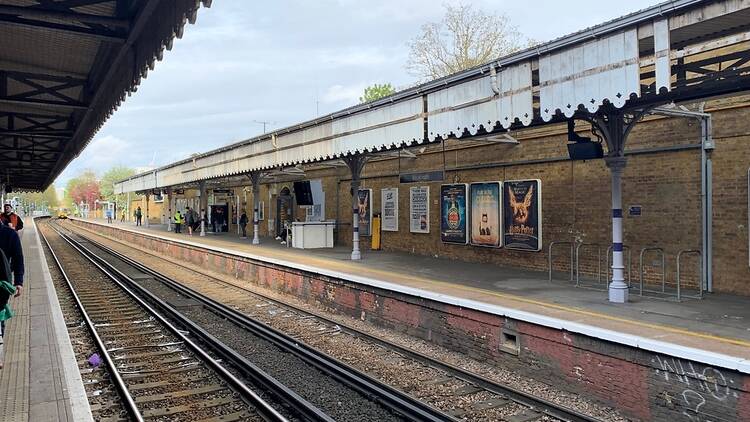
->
<box><xmin>566</xmin><ymin>119</ymin><xmax>603</xmax><ymax>160</ymax></box>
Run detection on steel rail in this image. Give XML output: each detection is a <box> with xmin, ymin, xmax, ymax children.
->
<box><xmin>93</xmin><ymin>235</ymin><xmax>602</xmax><ymax>422</ymax></box>
<box><xmin>39</xmin><ymin>225</ymin><xmax>144</xmax><ymax>422</ymax></box>
<box><xmin>74</xmin><ymin>231</ymin><xmax>458</xmax><ymax>422</ymax></box>
<box><xmin>43</xmin><ymin>222</ymin><xmax>289</xmax><ymax>422</ymax></box>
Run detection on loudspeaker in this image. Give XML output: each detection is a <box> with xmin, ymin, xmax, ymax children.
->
<box><xmin>293</xmin><ymin>181</ymin><xmax>314</xmax><ymax>206</ymax></box>
<box><xmin>4</xmin><ymin>185</ymin><xmax>12</xmax><ymax>194</ymax></box>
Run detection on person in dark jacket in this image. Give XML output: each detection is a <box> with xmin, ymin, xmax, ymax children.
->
<box><xmin>1</xmin><ymin>204</ymin><xmax>23</xmax><ymax>232</ymax></box>
<box><xmin>0</xmin><ymin>221</ymin><xmax>24</xmax><ymax>370</ymax></box>
<box><xmin>239</xmin><ymin>211</ymin><xmax>248</xmax><ymax>239</ymax></box>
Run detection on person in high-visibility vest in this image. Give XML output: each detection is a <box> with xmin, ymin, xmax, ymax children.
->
<box><xmin>174</xmin><ymin>210</ymin><xmax>183</xmax><ymax>233</ymax></box>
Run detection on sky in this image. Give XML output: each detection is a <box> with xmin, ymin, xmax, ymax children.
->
<box><xmin>54</xmin><ymin>0</ymin><xmax>660</xmax><ymax>188</ymax></box>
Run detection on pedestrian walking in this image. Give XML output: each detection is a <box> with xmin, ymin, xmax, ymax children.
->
<box><xmin>135</xmin><ymin>207</ymin><xmax>142</xmax><ymax>226</ymax></box>
<box><xmin>174</xmin><ymin>210</ymin><xmax>183</xmax><ymax>233</ymax></box>
<box><xmin>106</xmin><ymin>208</ymin><xmax>113</xmax><ymax>224</ymax></box>
<box><xmin>120</xmin><ymin>210</ymin><xmax>126</xmax><ymax>222</ymax></box>
<box><xmin>0</xmin><ymin>221</ymin><xmax>24</xmax><ymax>370</ymax></box>
<box><xmin>239</xmin><ymin>210</ymin><xmax>248</xmax><ymax>239</ymax></box>
<box><xmin>1</xmin><ymin>204</ymin><xmax>24</xmax><ymax>232</ymax></box>
<box><xmin>185</xmin><ymin>207</ymin><xmax>195</xmax><ymax>236</ymax></box>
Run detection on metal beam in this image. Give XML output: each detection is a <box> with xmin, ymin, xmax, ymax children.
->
<box><xmin>0</xmin><ymin>97</ymin><xmax>88</xmax><ymax>110</ymax></box>
<box><xmin>0</xmin><ymin>15</ymin><xmax>127</xmax><ymax>43</ymax></box>
<box><xmin>0</xmin><ymin>4</ymin><xmax>130</xmax><ymax>28</ymax></box>
<box><xmin>0</xmin><ymin>130</ymin><xmax>72</xmax><ymax>138</ymax></box>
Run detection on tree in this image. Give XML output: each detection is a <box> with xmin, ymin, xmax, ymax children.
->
<box><xmin>12</xmin><ymin>185</ymin><xmax>58</xmax><ymax>213</ymax></box>
<box><xmin>406</xmin><ymin>3</ymin><xmax>525</xmax><ymax>81</ymax></box>
<box><xmin>359</xmin><ymin>83</ymin><xmax>396</xmax><ymax>103</ymax></box>
<box><xmin>65</xmin><ymin>170</ymin><xmax>100</xmax><ymax>210</ymax></box>
<box><xmin>100</xmin><ymin>166</ymin><xmax>135</xmax><ymax>202</ymax></box>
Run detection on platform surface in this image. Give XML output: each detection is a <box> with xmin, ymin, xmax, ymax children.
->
<box><xmin>0</xmin><ymin>219</ymin><xmax>92</xmax><ymax>422</ymax></box>
<box><xmin>77</xmin><ymin>218</ymin><xmax>750</xmax><ymax>372</ymax></box>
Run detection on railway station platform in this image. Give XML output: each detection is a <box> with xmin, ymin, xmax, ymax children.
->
<box><xmin>70</xmin><ymin>217</ymin><xmax>750</xmax><ymax>421</ymax></box>
<box><xmin>74</xmin><ymin>218</ymin><xmax>750</xmax><ymax>364</ymax></box>
<box><xmin>0</xmin><ymin>219</ymin><xmax>92</xmax><ymax>422</ymax></box>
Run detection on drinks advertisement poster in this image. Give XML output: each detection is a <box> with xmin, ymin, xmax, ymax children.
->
<box><xmin>409</xmin><ymin>186</ymin><xmax>430</xmax><ymax>233</ymax></box>
<box><xmin>503</xmin><ymin>179</ymin><xmax>542</xmax><ymax>251</ymax></box>
<box><xmin>440</xmin><ymin>184</ymin><xmax>468</xmax><ymax>244</ymax></box>
<box><xmin>381</xmin><ymin>188</ymin><xmax>398</xmax><ymax>232</ymax></box>
<box><xmin>357</xmin><ymin>188</ymin><xmax>372</xmax><ymax>236</ymax></box>
<box><xmin>470</xmin><ymin>182</ymin><xmax>501</xmax><ymax>247</ymax></box>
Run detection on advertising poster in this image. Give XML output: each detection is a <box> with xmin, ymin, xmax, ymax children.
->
<box><xmin>440</xmin><ymin>184</ymin><xmax>468</xmax><ymax>244</ymax></box>
<box><xmin>357</xmin><ymin>189</ymin><xmax>372</xmax><ymax>236</ymax></box>
<box><xmin>409</xmin><ymin>186</ymin><xmax>430</xmax><ymax>233</ymax></box>
<box><xmin>381</xmin><ymin>188</ymin><xmax>399</xmax><ymax>232</ymax></box>
<box><xmin>503</xmin><ymin>179</ymin><xmax>542</xmax><ymax>251</ymax></box>
<box><xmin>470</xmin><ymin>182</ymin><xmax>501</xmax><ymax>247</ymax></box>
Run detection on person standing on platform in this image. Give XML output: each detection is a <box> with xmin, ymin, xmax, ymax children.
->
<box><xmin>135</xmin><ymin>207</ymin><xmax>142</xmax><ymax>226</ymax></box>
<box><xmin>174</xmin><ymin>210</ymin><xmax>183</xmax><ymax>233</ymax></box>
<box><xmin>120</xmin><ymin>210</ymin><xmax>126</xmax><ymax>223</ymax></box>
<box><xmin>0</xmin><ymin>221</ymin><xmax>24</xmax><ymax>370</ymax></box>
<box><xmin>239</xmin><ymin>210</ymin><xmax>248</xmax><ymax>239</ymax></box>
<box><xmin>1</xmin><ymin>204</ymin><xmax>24</xmax><ymax>233</ymax></box>
<box><xmin>106</xmin><ymin>208</ymin><xmax>113</xmax><ymax>224</ymax></box>
<box><xmin>185</xmin><ymin>207</ymin><xmax>195</xmax><ymax>236</ymax></box>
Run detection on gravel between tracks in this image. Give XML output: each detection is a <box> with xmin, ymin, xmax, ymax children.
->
<box><xmin>70</xmin><ymin>221</ymin><xmax>630</xmax><ymax>421</ymax></box>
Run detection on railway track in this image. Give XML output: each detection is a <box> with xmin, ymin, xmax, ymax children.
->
<box><xmin>44</xmin><ymin>219</ymin><xmax>457</xmax><ymax>422</ymax></box>
<box><xmin>40</xmin><ymin>220</ymin><xmax>284</xmax><ymax>422</ymax></box>
<box><xmin>63</xmin><ymin>219</ymin><xmax>611</xmax><ymax>422</ymax></box>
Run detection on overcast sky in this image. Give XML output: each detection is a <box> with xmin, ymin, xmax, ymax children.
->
<box><xmin>55</xmin><ymin>0</ymin><xmax>659</xmax><ymax>188</ymax></box>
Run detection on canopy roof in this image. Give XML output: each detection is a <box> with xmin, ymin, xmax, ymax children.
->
<box><xmin>0</xmin><ymin>0</ymin><xmax>212</xmax><ymax>191</ymax></box>
<box><xmin>111</xmin><ymin>0</ymin><xmax>750</xmax><ymax>194</ymax></box>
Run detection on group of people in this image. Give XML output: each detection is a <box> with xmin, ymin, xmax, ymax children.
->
<box><xmin>0</xmin><ymin>204</ymin><xmax>25</xmax><ymax>370</ymax></box>
<box><xmin>172</xmin><ymin>206</ymin><xmax>201</xmax><ymax>235</ymax></box>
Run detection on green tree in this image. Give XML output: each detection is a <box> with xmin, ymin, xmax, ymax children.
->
<box><xmin>406</xmin><ymin>3</ymin><xmax>526</xmax><ymax>81</ymax></box>
<box><xmin>359</xmin><ymin>83</ymin><xmax>396</xmax><ymax>103</ymax></box>
<box><xmin>12</xmin><ymin>185</ymin><xmax>58</xmax><ymax>213</ymax></box>
<box><xmin>100</xmin><ymin>166</ymin><xmax>135</xmax><ymax>202</ymax></box>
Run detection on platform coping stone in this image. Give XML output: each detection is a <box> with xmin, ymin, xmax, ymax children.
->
<box><xmin>0</xmin><ymin>267</ymin><xmax>31</xmax><ymax>422</ymax></box>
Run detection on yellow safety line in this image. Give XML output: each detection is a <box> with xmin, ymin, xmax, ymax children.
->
<box><xmin>80</xmin><ymin>219</ymin><xmax>750</xmax><ymax>350</ymax></box>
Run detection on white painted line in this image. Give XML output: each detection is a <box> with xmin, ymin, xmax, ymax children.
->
<box><xmin>33</xmin><ymin>218</ymin><xmax>95</xmax><ymax>422</ymax></box>
<box><xmin>75</xmin><ymin>218</ymin><xmax>750</xmax><ymax>374</ymax></box>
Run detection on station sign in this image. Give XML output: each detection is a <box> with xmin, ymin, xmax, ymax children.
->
<box><xmin>400</xmin><ymin>170</ymin><xmax>444</xmax><ymax>184</ymax></box>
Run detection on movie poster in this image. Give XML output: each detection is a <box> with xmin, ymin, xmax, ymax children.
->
<box><xmin>357</xmin><ymin>189</ymin><xmax>372</xmax><ymax>236</ymax></box>
<box><xmin>409</xmin><ymin>186</ymin><xmax>430</xmax><ymax>233</ymax></box>
<box><xmin>470</xmin><ymin>182</ymin><xmax>502</xmax><ymax>247</ymax></box>
<box><xmin>503</xmin><ymin>180</ymin><xmax>542</xmax><ymax>251</ymax></box>
<box><xmin>440</xmin><ymin>184</ymin><xmax>468</xmax><ymax>244</ymax></box>
<box><xmin>381</xmin><ymin>188</ymin><xmax>398</xmax><ymax>232</ymax></box>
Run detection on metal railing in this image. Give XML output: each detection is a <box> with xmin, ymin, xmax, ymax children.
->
<box><xmin>575</xmin><ymin>243</ymin><xmax>603</xmax><ymax>287</ymax></box>
<box><xmin>548</xmin><ymin>241</ymin><xmax>574</xmax><ymax>283</ymax></box>
<box><xmin>638</xmin><ymin>247</ymin><xmax>666</xmax><ymax>296</ymax></box>
<box><xmin>677</xmin><ymin>249</ymin><xmax>703</xmax><ymax>301</ymax></box>
<box><xmin>606</xmin><ymin>245</ymin><xmax>632</xmax><ymax>287</ymax></box>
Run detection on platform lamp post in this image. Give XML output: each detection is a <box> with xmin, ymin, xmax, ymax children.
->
<box><xmin>198</xmin><ymin>181</ymin><xmax>207</xmax><ymax>237</ymax></box>
<box><xmin>166</xmin><ymin>187</ymin><xmax>173</xmax><ymax>232</ymax></box>
<box><xmin>248</xmin><ymin>171</ymin><xmax>264</xmax><ymax>245</ymax></box>
<box><xmin>144</xmin><ymin>192</ymin><xmax>150</xmax><ymax>228</ymax></box>
<box><xmin>579</xmin><ymin>105</ymin><xmax>651</xmax><ymax>303</ymax></box>
<box><xmin>342</xmin><ymin>154</ymin><xmax>369</xmax><ymax>260</ymax></box>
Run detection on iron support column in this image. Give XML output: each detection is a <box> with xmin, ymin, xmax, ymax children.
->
<box><xmin>144</xmin><ymin>194</ymin><xmax>150</xmax><ymax>228</ymax></box>
<box><xmin>249</xmin><ymin>171</ymin><xmax>262</xmax><ymax>244</ymax></box>
<box><xmin>166</xmin><ymin>187</ymin><xmax>173</xmax><ymax>232</ymax></box>
<box><xmin>199</xmin><ymin>181</ymin><xmax>207</xmax><ymax>237</ymax></box>
<box><xmin>605</xmin><ymin>156</ymin><xmax>629</xmax><ymax>303</ymax></box>
<box><xmin>343</xmin><ymin>155</ymin><xmax>368</xmax><ymax>260</ymax></box>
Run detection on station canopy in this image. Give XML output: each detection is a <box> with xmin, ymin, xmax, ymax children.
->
<box><xmin>110</xmin><ymin>0</ymin><xmax>748</xmax><ymax>194</ymax></box>
<box><xmin>0</xmin><ymin>0</ymin><xmax>212</xmax><ymax>191</ymax></box>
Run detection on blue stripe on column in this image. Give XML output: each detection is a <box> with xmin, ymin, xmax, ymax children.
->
<box><xmin>612</xmin><ymin>209</ymin><xmax>623</xmax><ymax>218</ymax></box>
<box><xmin>353</xmin><ymin>227</ymin><xmax>359</xmax><ymax>233</ymax></box>
<box><xmin>613</xmin><ymin>242</ymin><xmax>623</xmax><ymax>252</ymax></box>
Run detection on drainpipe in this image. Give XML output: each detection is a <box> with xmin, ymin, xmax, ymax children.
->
<box><xmin>700</xmin><ymin>114</ymin><xmax>713</xmax><ymax>292</ymax></box>
<box><xmin>489</xmin><ymin>62</ymin><xmax>501</xmax><ymax>95</ymax></box>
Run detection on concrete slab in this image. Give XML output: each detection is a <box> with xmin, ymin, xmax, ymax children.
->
<box><xmin>76</xmin><ymin>217</ymin><xmax>750</xmax><ymax>373</ymax></box>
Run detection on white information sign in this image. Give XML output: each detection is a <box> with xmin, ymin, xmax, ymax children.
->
<box><xmin>381</xmin><ymin>188</ymin><xmax>399</xmax><ymax>232</ymax></box>
<box><xmin>409</xmin><ymin>186</ymin><xmax>430</xmax><ymax>233</ymax></box>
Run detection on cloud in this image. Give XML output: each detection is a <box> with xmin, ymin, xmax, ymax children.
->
<box><xmin>321</xmin><ymin>83</ymin><xmax>367</xmax><ymax>105</ymax></box>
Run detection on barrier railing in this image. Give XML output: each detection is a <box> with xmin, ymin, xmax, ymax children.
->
<box><xmin>638</xmin><ymin>247</ymin><xmax>666</xmax><ymax>296</ymax></box>
<box><xmin>677</xmin><ymin>249</ymin><xmax>703</xmax><ymax>301</ymax></box>
<box><xmin>575</xmin><ymin>243</ymin><xmax>603</xmax><ymax>287</ymax></box>
<box><xmin>606</xmin><ymin>245</ymin><xmax>632</xmax><ymax>287</ymax></box>
<box><xmin>548</xmin><ymin>241</ymin><xmax>574</xmax><ymax>283</ymax></box>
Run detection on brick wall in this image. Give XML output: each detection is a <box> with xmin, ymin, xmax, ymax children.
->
<box><xmin>71</xmin><ymin>218</ymin><xmax>750</xmax><ymax>421</ymax></box>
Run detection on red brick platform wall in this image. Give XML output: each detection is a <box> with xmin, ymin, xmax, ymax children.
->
<box><xmin>73</xmin><ymin>219</ymin><xmax>750</xmax><ymax>421</ymax></box>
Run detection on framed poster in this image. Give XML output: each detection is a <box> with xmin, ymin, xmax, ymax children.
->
<box><xmin>503</xmin><ymin>180</ymin><xmax>542</xmax><ymax>251</ymax></box>
<box><xmin>470</xmin><ymin>182</ymin><xmax>502</xmax><ymax>247</ymax></box>
<box><xmin>440</xmin><ymin>184</ymin><xmax>468</xmax><ymax>244</ymax></box>
<box><xmin>409</xmin><ymin>186</ymin><xmax>430</xmax><ymax>233</ymax></box>
<box><xmin>381</xmin><ymin>188</ymin><xmax>399</xmax><ymax>232</ymax></box>
<box><xmin>357</xmin><ymin>188</ymin><xmax>372</xmax><ymax>236</ymax></box>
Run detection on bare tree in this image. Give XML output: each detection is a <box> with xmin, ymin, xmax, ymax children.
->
<box><xmin>406</xmin><ymin>3</ymin><xmax>525</xmax><ymax>81</ymax></box>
